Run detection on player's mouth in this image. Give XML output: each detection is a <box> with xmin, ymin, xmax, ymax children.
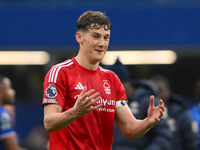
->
<box><xmin>95</xmin><ymin>49</ymin><xmax>103</xmax><ymax>53</ymax></box>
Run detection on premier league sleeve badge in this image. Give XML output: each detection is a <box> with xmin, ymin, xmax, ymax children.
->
<box><xmin>43</xmin><ymin>84</ymin><xmax>58</xmax><ymax>104</ymax></box>
<box><xmin>45</xmin><ymin>84</ymin><xmax>58</xmax><ymax>98</ymax></box>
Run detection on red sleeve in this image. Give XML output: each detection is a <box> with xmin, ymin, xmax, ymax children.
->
<box><xmin>42</xmin><ymin>67</ymin><xmax>67</xmax><ymax>108</ymax></box>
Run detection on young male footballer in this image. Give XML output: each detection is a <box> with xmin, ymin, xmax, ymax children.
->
<box><xmin>42</xmin><ymin>10</ymin><xmax>165</xmax><ymax>150</ymax></box>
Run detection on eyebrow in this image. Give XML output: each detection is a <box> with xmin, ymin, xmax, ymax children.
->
<box><xmin>92</xmin><ymin>32</ymin><xmax>111</xmax><ymax>37</ymax></box>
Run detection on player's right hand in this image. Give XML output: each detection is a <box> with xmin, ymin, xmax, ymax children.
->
<box><xmin>70</xmin><ymin>86</ymin><xmax>102</xmax><ymax>117</ymax></box>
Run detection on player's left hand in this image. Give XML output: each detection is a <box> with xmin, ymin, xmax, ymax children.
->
<box><xmin>147</xmin><ymin>95</ymin><xmax>165</xmax><ymax>128</ymax></box>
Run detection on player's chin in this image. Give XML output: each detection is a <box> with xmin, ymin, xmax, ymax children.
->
<box><xmin>94</xmin><ymin>55</ymin><xmax>104</xmax><ymax>62</ymax></box>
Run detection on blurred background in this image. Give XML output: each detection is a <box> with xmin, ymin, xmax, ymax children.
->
<box><xmin>0</xmin><ymin>0</ymin><xmax>200</xmax><ymax>149</ymax></box>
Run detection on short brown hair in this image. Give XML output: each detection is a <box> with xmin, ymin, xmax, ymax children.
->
<box><xmin>77</xmin><ymin>11</ymin><xmax>112</xmax><ymax>32</ymax></box>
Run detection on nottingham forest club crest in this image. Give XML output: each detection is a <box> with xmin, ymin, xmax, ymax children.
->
<box><xmin>45</xmin><ymin>84</ymin><xmax>58</xmax><ymax>98</ymax></box>
<box><xmin>103</xmin><ymin>80</ymin><xmax>111</xmax><ymax>95</ymax></box>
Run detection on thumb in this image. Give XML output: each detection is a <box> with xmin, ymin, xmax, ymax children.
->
<box><xmin>149</xmin><ymin>95</ymin><xmax>155</xmax><ymax>108</ymax></box>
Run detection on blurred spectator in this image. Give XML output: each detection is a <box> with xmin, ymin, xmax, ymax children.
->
<box><xmin>190</xmin><ymin>78</ymin><xmax>200</xmax><ymax>150</ymax></box>
<box><xmin>46</xmin><ymin>140</ymin><xmax>49</xmax><ymax>150</ymax></box>
<box><xmin>24</xmin><ymin>125</ymin><xmax>49</xmax><ymax>150</ymax></box>
<box><xmin>149</xmin><ymin>75</ymin><xmax>198</xmax><ymax>150</ymax></box>
<box><xmin>105</xmin><ymin>58</ymin><xmax>172</xmax><ymax>150</ymax></box>
<box><xmin>189</xmin><ymin>79</ymin><xmax>200</xmax><ymax>107</ymax></box>
<box><xmin>3</xmin><ymin>104</ymin><xmax>16</xmax><ymax>126</ymax></box>
<box><xmin>2</xmin><ymin>78</ymin><xmax>16</xmax><ymax>126</ymax></box>
<box><xmin>0</xmin><ymin>75</ymin><xmax>26</xmax><ymax>150</ymax></box>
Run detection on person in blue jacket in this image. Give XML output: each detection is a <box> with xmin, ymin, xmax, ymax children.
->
<box><xmin>150</xmin><ymin>75</ymin><xmax>198</xmax><ymax>150</ymax></box>
<box><xmin>0</xmin><ymin>75</ymin><xmax>25</xmax><ymax>150</ymax></box>
<box><xmin>105</xmin><ymin>58</ymin><xmax>172</xmax><ymax>150</ymax></box>
<box><xmin>190</xmin><ymin>79</ymin><xmax>200</xmax><ymax>150</ymax></box>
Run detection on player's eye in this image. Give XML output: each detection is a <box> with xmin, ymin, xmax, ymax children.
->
<box><xmin>93</xmin><ymin>35</ymin><xmax>99</xmax><ymax>39</ymax></box>
<box><xmin>104</xmin><ymin>36</ymin><xmax>110</xmax><ymax>40</ymax></box>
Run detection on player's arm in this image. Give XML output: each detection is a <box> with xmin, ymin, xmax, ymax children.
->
<box><xmin>1</xmin><ymin>134</ymin><xmax>26</xmax><ymax>150</ymax></box>
<box><xmin>44</xmin><ymin>104</ymin><xmax>75</xmax><ymax>133</ymax></box>
<box><xmin>44</xmin><ymin>86</ymin><xmax>102</xmax><ymax>133</ymax></box>
<box><xmin>115</xmin><ymin>95</ymin><xmax>165</xmax><ymax>140</ymax></box>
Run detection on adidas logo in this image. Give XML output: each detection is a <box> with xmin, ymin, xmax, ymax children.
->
<box><xmin>75</xmin><ymin>82</ymin><xmax>84</xmax><ymax>90</ymax></box>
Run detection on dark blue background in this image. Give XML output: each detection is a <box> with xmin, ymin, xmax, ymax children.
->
<box><xmin>0</xmin><ymin>1</ymin><xmax>200</xmax><ymax>50</ymax></box>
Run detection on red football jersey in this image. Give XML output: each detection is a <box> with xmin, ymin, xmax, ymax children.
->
<box><xmin>42</xmin><ymin>57</ymin><xmax>127</xmax><ymax>150</ymax></box>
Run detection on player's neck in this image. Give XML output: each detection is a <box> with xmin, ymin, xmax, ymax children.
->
<box><xmin>75</xmin><ymin>54</ymin><xmax>99</xmax><ymax>71</ymax></box>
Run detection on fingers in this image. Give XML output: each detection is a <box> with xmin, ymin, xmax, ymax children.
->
<box><xmin>86</xmin><ymin>94</ymin><xmax>101</xmax><ymax>108</ymax></box>
<box><xmin>154</xmin><ymin>107</ymin><xmax>164</xmax><ymax>123</ymax></box>
<box><xmin>155</xmin><ymin>118</ymin><xmax>160</xmax><ymax>122</ymax></box>
<box><xmin>78</xmin><ymin>87</ymin><xmax>102</xmax><ymax>109</ymax></box>
<box><xmin>79</xmin><ymin>87</ymin><xmax>96</xmax><ymax>102</ymax></box>
<box><xmin>73</xmin><ymin>87</ymin><xmax>102</xmax><ymax>117</ymax></box>
<box><xmin>90</xmin><ymin>104</ymin><xmax>102</xmax><ymax>111</ymax></box>
<box><xmin>147</xmin><ymin>96</ymin><xmax>166</xmax><ymax>126</ymax></box>
<box><xmin>89</xmin><ymin>96</ymin><xmax>103</xmax><ymax>111</ymax></box>
<box><xmin>159</xmin><ymin>99</ymin><xmax>164</xmax><ymax>106</ymax></box>
<box><xmin>79</xmin><ymin>86</ymin><xmax>87</xmax><ymax>97</ymax></box>
<box><xmin>160</xmin><ymin>109</ymin><xmax>164</xmax><ymax>117</ymax></box>
<box><xmin>149</xmin><ymin>95</ymin><xmax>165</xmax><ymax>113</ymax></box>
<box><xmin>149</xmin><ymin>95</ymin><xmax>155</xmax><ymax>108</ymax></box>
<box><xmin>157</xmin><ymin>99</ymin><xmax>165</xmax><ymax>119</ymax></box>
<box><xmin>159</xmin><ymin>99</ymin><xmax>165</xmax><ymax>112</ymax></box>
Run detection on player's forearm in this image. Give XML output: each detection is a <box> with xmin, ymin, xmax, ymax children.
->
<box><xmin>44</xmin><ymin>108</ymin><xmax>79</xmax><ymax>133</ymax></box>
<box><xmin>123</xmin><ymin>118</ymin><xmax>152</xmax><ymax>140</ymax></box>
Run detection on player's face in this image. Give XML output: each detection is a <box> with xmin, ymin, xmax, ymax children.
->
<box><xmin>80</xmin><ymin>26</ymin><xmax>110</xmax><ymax>63</ymax></box>
<box><xmin>2</xmin><ymin>78</ymin><xmax>15</xmax><ymax>104</ymax></box>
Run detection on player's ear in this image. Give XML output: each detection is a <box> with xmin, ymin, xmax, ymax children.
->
<box><xmin>75</xmin><ymin>31</ymin><xmax>83</xmax><ymax>44</ymax></box>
